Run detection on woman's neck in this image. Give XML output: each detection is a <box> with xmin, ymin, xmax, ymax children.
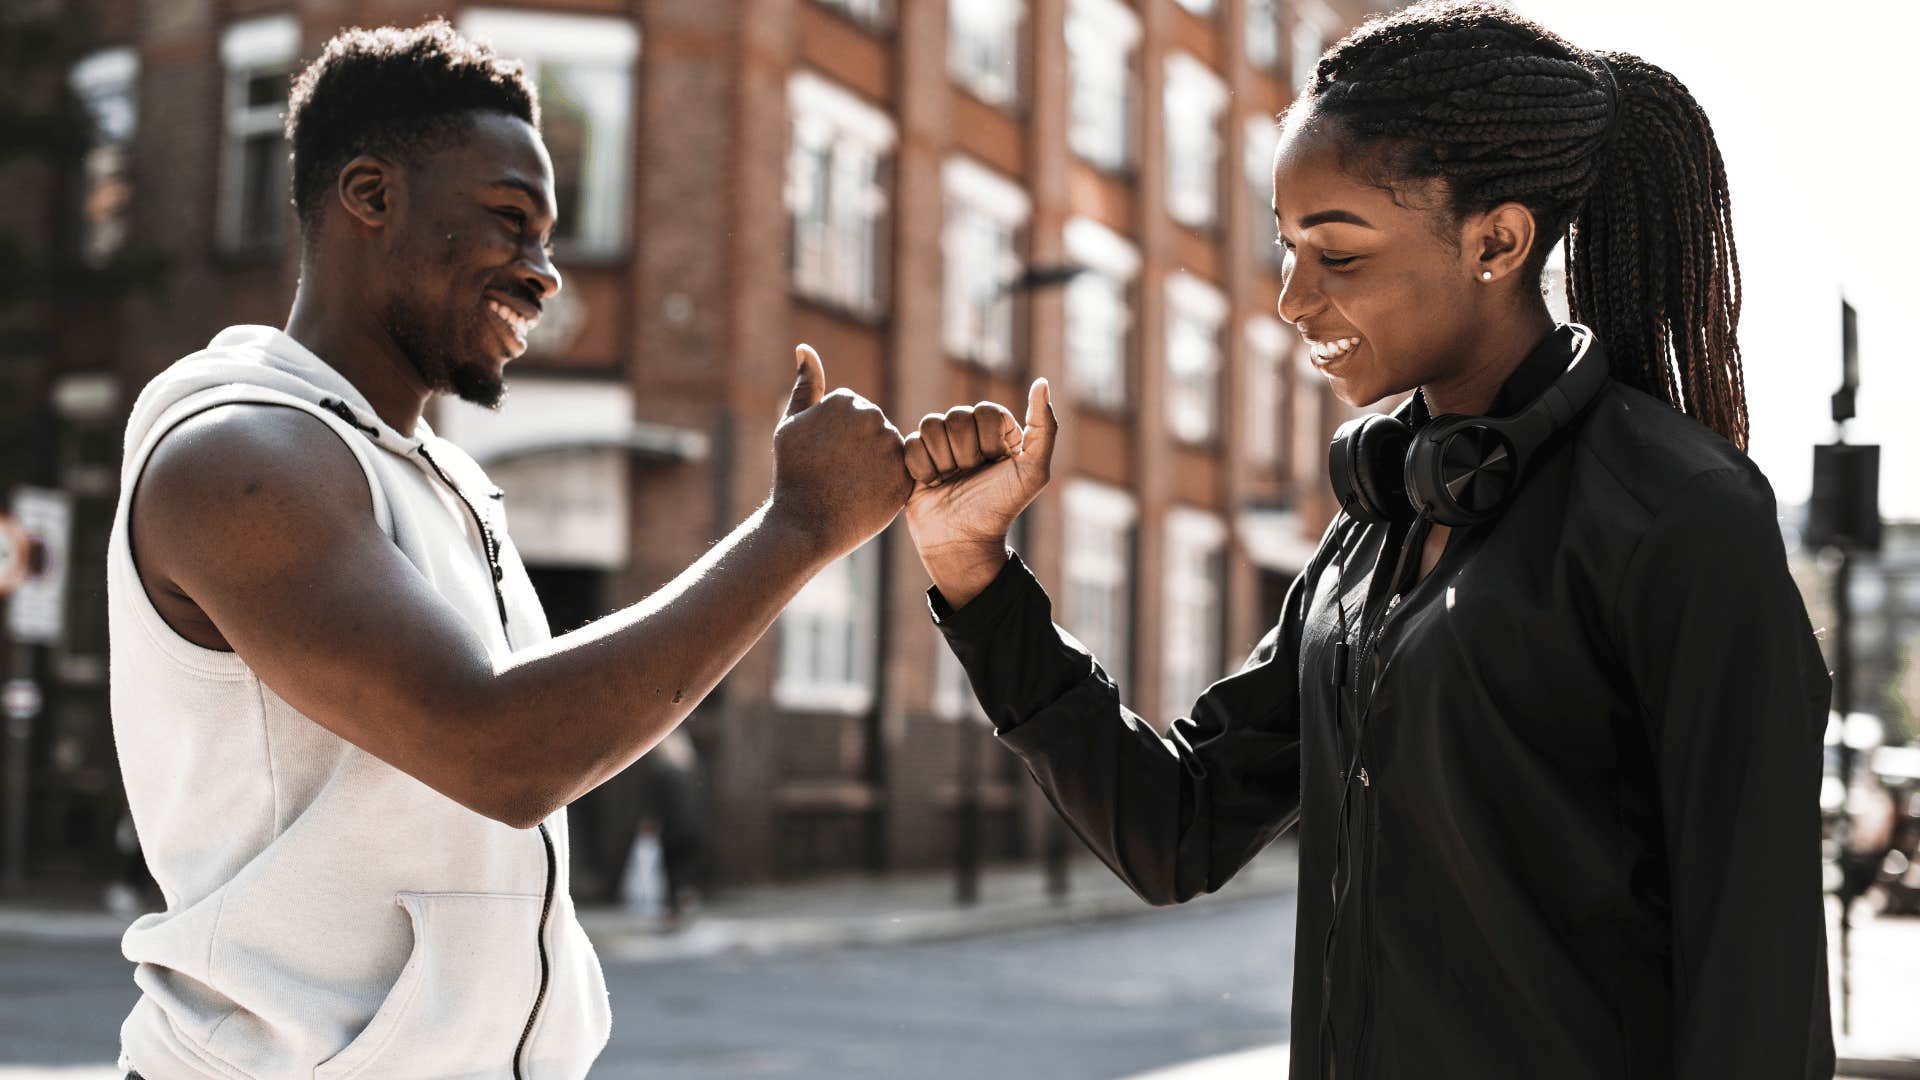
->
<box><xmin>1420</xmin><ymin>302</ymin><xmax>1558</xmax><ymax>418</ymax></box>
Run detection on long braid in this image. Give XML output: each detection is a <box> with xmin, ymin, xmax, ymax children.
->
<box><xmin>1303</xmin><ymin>1</ymin><xmax>1750</xmax><ymax>450</ymax></box>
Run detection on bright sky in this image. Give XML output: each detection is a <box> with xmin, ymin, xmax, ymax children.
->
<box><xmin>1514</xmin><ymin>0</ymin><xmax>1919</xmax><ymax>518</ymax></box>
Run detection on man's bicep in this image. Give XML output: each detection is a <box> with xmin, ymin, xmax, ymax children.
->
<box><xmin>136</xmin><ymin>407</ymin><xmax>497</xmax><ymax>792</ymax></box>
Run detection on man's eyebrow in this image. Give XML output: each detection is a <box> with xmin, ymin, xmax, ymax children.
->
<box><xmin>484</xmin><ymin>178</ymin><xmax>556</xmax><ymax>219</ymax></box>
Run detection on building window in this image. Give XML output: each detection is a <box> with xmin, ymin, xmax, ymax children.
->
<box><xmin>1163</xmin><ymin>53</ymin><xmax>1228</xmax><ymax>229</ymax></box>
<box><xmin>217</xmin><ymin>16</ymin><xmax>299</xmax><ymax>254</ymax></box>
<box><xmin>1162</xmin><ymin>507</ymin><xmax>1226</xmax><ymax>721</ymax></box>
<box><xmin>1063</xmin><ymin>481</ymin><xmax>1137</xmax><ymax>698</ymax></box>
<box><xmin>1246</xmin><ymin>0</ymin><xmax>1283</xmax><ymax>72</ymax></box>
<box><xmin>816</xmin><ymin>0</ymin><xmax>889</xmax><ymax>28</ymax></box>
<box><xmin>69</xmin><ymin>48</ymin><xmax>139</xmax><ymax>267</ymax></box>
<box><xmin>1245</xmin><ymin>116</ymin><xmax>1284</xmax><ymax>272</ymax></box>
<box><xmin>943</xmin><ymin>156</ymin><xmax>1031</xmax><ymax>370</ymax></box>
<box><xmin>1166</xmin><ymin>272</ymin><xmax>1228</xmax><ymax>445</ymax></box>
<box><xmin>949</xmin><ymin>0</ymin><xmax>1023</xmax><ymax>109</ymax></box>
<box><xmin>461</xmin><ymin>11</ymin><xmax>639</xmax><ymax>259</ymax></box>
<box><xmin>1062</xmin><ymin>217</ymin><xmax>1138</xmax><ymax>411</ymax></box>
<box><xmin>1065</xmin><ymin>0</ymin><xmax>1138</xmax><ymax>173</ymax></box>
<box><xmin>775</xmin><ymin>538</ymin><xmax>880</xmax><ymax>713</ymax></box>
<box><xmin>1245</xmin><ymin>316</ymin><xmax>1289</xmax><ymax>468</ymax></box>
<box><xmin>787</xmin><ymin>72</ymin><xmax>897</xmax><ymax>318</ymax></box>
<box><xmin>1292</xmin><ymin>0</ymin><xmax>1338</xmax><ymax>90</ymax></box>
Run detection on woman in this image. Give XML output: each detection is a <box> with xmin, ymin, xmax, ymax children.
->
<box><xmin>899</xmin><ymin>3</ymin><xmax>1834</xmax><ymax>1078</ymax></box>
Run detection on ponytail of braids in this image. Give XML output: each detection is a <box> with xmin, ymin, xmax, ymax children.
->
<box><xmin>1568</xmin><ymin>52</ymin><xmax>1747</xmax><ymax>450</ymax></box>
<box><xmin>1305</xmin><ymin>1</ymin><xmax>1750</xmax><ymax>450</ymax></box>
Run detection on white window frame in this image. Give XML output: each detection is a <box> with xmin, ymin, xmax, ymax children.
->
<box><xmin>460</xmin><ymin>10</ymin><xmax>639</xmax><ymax>259</ymax></box>
<box><xmin>217</xmin><ymin>16</ymin><xmax>299</xmax><ymax>253</ymax></box>
<box><xmin>1165</xmin><ymin>271</ymin><xmax>1229</xmax><ymax>444</ymax></box>
<box><xmin>1163</xmin><ymin>53</ymin><xmax>1228</xmax><ymax>229</ymax></box>
<box><xmin>1065</xmin><ymin>0</ymin><xmax>1138</xmax><ymax>173</ymax></box>
<box><xmin>1292</xmin><ymin>0</ymin><xmax>1339</xmax><ymax>90</ymax></box>
<box><xmin>942</xmin><ymin>156</ymin><xmax>1031</xmax><ymax>370</ymax></box>
<box><xmin>1246</xmin><ymin>0</ymin><xmax>1283</xmax><ymax>72</ymax></box>
<box><xmin>1291</xmin><ymin>339</ymin><xmax>1326</xmax><ymax>496</ymax></box>
<box><xmin>948</xmin><ymin>0</ymin><xmax>1024</xmax><ymax>109</ymax></box>
<box><xmin>817</xmin><ymin>0</ymin><xmax>890</xmax><ymax>28</ymax></box>
<box><xmin>787</xmin><ymin>71</ymin><xmax>897</xmax><ymax>318</ymax></box>
<box><xmin>775</xmin><ymin>538</ymin><xmax>881</xmax><ymax>713</ymax></box>
<box><xmin>1162</xmin><ymin>507</ymin><xmax>1227</xmax><ymax>722</ymax></box>
<box><xmin>1063</xmin><ymin>480</ymin><xmax>1137</xmax><ymax>697</ymax></box>
<box><xmin>1245</xmin><ymin>115</ymin><xmax>1285</xmax><ymax>271</ymax></box>
<box><xmin>1062</xmin><ymin>217</ymin><xmax>1138</xmax><ymax>411</ymax></box>
<box><xmin>1245</xmin><ymin>316</ymin><xmax>1289</xmax><ymax>467</ymax></box>
<box><xmin>70</xmin><ymin>47</ymin><xmax>139</xmax><ymax>267</ymax></box>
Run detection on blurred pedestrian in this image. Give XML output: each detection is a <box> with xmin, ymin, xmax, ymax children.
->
<box><xmin>105</xmin><ymin>20</ymin><xmax>910</xmax><ymax>1079</ymax></box>
<box><xmin>902</xmin><ymin>3</ymin><xmax>1832</xmax><ymax>1078</ymax></box>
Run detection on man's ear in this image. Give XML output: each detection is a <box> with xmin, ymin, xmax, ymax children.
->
<box><xmin>1464</xmin><ymin>201</ymin><xmax>1538</xmax><ymax>285</ymax></box>
<box><xmin>336</xmin><ymin>155</ymin><xmax>401</xmax><ymax>232</ymax></box>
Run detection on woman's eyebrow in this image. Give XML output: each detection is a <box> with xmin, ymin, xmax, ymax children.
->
<box><xmin>1297</xmin><ymin>208</ymin><xmax>1375</xmax><ymax>229</ymax></box>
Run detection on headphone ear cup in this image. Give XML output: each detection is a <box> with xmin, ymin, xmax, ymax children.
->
<box><xmin>1406</xmin><ymin>416</ymin><xmax>1521</xmax><ymax>527</ymax></box>
<box><xmin>1329</xmin><ymin>414</ymin><xmax>1415</xmax><ymax>525</ymax></box>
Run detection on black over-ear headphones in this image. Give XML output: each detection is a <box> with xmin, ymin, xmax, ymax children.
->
<box><xmin>1326</xmin><ymin>323</ymin><xmax>1608</xmax><ymax>528</ymax></box>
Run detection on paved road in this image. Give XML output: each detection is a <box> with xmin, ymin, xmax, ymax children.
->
<box><xmin>0</xmin><ymin>892</ymin><xmax>1299</xmax><ymax>1079</ymax></box>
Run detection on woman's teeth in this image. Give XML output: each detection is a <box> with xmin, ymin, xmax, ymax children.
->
<box><xmin>486</xmin><ymin>299</ymin><xmax>533</xmax><ymax>341</ymax></box>
<box><xmin>1310</xmin><ymin>337</ymin><xmax>1360</xmax><ymax>364</ymax></box>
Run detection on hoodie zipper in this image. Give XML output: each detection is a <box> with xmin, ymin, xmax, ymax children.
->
<box><xmin>416</xmin><ymin>443</ymin><xmax>557</xmax><ymax>1077</ymax></box>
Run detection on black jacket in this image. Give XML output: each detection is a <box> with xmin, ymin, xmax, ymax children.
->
<box><xmin>931</xmin><ymin>329</ymin><xmax>1835</xmax><ymax>1079</ymax></box>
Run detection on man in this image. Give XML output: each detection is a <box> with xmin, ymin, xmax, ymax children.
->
<box><xmin>108</xmin><ymin>21</ymin><xmax>909</xmax><ymax>1079</ymax></box>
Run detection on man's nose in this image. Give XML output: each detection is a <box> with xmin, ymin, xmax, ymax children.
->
<box><xmin>521</xmin><ymin>245</ymin><xmax>561</xmax><ymax>302</ymax></box>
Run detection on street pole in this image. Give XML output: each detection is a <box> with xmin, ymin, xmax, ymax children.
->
<box><xmin>2</xmin><ymin>641</ymin><xmax>36</xmax><ymax>896</ymax></box>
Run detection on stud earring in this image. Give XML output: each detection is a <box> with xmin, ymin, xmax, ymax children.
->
<box><xmin>1480</xmin><ymin>269</ymin><xmax>1494</xmax><ymax>281</ymax></box>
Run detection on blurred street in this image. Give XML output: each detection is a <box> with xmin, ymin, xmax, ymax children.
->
<box><xmin>3</xmin><ymin>871</ymin><xmax>1297</xmax><ymax>1080</ymax></box>
<box><xmin>4</xmin><ymin>837</ymin><xmax>1919</xmax><ymax>1080</ymax></box>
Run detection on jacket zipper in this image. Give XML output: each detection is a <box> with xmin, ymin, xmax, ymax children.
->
<box><xmin>416</xmin><ymin>444</ymin><xmax>556</xmax><ymax>1076</ymax></box>
<box><xmin>1343</xmin><ymin>589</ymin><xmax>1405</xmax><ymax>1080</ymax></box>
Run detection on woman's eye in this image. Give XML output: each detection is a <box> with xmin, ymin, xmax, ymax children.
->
<box><xmin>494</xmin><ymin>207</ymin><xmax>528</xmax><ymax>229</ymax></box>
<box><xmin>1320</xmin><ymin>253</ymin><xmax>1358</xmax><ymax>269</ymax></box>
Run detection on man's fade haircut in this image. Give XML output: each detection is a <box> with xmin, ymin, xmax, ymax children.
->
<box><xmin>286</xmin><ymin>20</ymin><xmax>540</xmax><ymax>237</ymax></box>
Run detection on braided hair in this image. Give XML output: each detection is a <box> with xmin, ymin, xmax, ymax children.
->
<box><xmin>1299</xmin><ymin>0</ymin><xmax>1748</xmax><ymax>449</ymax></box>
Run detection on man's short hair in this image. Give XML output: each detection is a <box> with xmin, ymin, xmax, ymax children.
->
<box><xmin>286</xmin><ymin>20</ymin><xmax>539</xmax><ymax>236</ymax></box>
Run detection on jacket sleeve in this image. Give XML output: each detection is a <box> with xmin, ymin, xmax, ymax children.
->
<box><xmin>931</xmin><ymin>551</ymin><xmax>1307</xmax><ymax>906</ymax></box>
<box><xmin>1612</xmin><ymin>466</ymin><xmax>1836</xmax><ymax>1079</ymax></box>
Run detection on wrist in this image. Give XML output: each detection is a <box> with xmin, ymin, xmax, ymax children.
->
<box><xmin>759</xmin><ymin>497</ymin><xmax>839</xmax><ymax>570</ymax></box>
<box><xmin>921</xmin><ymin>538</ymin><xmax>1011</xmax><ymax>610</ymax></box>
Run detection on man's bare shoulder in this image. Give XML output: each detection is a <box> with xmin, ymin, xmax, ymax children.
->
<box><xmin>132</xmin><ymin>402</ymin><xmax>378</xmax><ymax>601</ymax></box>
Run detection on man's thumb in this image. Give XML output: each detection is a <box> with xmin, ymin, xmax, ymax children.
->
<box><xmin>785</xmin><ymin>344</ymin><xmax>826</xmax><ymax>418</ymax></box>
<box><xmin>1019</xmin><ymin>378</ymin><xmax>1057</xmax><ymax>467</ymax></box>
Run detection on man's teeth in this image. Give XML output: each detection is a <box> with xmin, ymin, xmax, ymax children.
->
<box><xmin>1310</xmin><ymin>337</ymin><xmax>1360</xmax><ymax>363</ymax></box>
<box><xmin>486</xmin><ymin>299</ymin><xmax>533</xmax><ymax>339</ymax></box>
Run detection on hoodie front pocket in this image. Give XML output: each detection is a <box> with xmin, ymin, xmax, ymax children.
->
<box><xmin>314</xmin><ymin>891</ymin><xmax>543</xmax><ymax>1080</ymax></box>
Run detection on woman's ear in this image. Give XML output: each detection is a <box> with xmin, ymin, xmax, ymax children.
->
<box><xmin>1464</xmin><ymin>201</ymin><xmax>1538</xmax><ymax>285</ymax></box>
<box><xmin>337</xmin><ymin>155</ymin><xmax>400</xmax><ymax>231</ymax></box>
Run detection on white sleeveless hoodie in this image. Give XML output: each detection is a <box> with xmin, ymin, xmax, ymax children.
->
<box><xmin>108</xmin><ymin>326</ymin><xmax>611</xmax><ymax>1079</ymax></box>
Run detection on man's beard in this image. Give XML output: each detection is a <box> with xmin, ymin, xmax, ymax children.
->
<box><xmin>385</xmin><ymin>293</ymin><xmax>506</xmax><ymax>409</ymax></box>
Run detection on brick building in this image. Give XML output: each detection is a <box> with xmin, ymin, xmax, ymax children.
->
<box><xmin>3</xmin><ymin>0</ymin><xmax>1388</xmax><ymax>896</ymax></box>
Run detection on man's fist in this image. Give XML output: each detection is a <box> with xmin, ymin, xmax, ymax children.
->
<box><xmin>770</xmin><ymin>344</ymin><xmax>912</xmax><ymax>563</ymax></box>
<box><xmin>903</xmin><ymin>379</ymin><xmax>1057</xmax><ymax>608</ymax></box>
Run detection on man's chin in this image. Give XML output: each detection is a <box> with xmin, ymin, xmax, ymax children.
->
<box><xmin>449</xmin><ymin>360</ymin><xmax>507</xmax><ymax>409</ymax></box>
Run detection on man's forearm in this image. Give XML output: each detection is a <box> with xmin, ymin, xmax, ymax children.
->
<box><xmin>477</xmin><ymin>501</ymin><xmax>833</xmax><ymax>824</ymax></box>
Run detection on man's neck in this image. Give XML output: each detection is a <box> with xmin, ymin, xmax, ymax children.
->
<box><xmin>284</xmin><ymin>267</ymin><xmax>432</xmax><ymax>436</ymax></box>
<box><xmin>1419</xmin><ymin>300</ymin><xmax>1557</xmax><ymax>418</ymax></box>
